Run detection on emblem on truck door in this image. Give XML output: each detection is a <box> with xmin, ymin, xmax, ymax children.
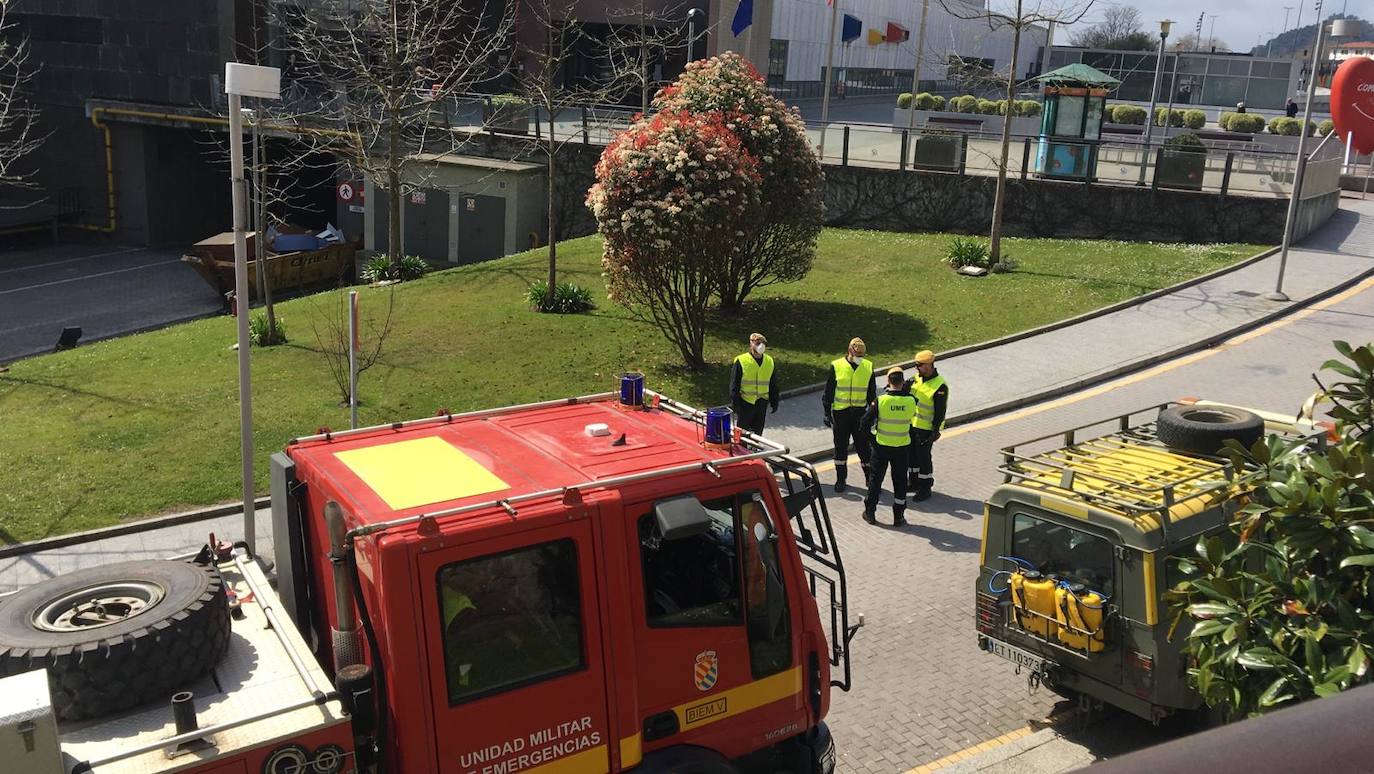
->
<box><xmin>694</xmin><ymin>650</ymin><xmax>719</xmax><ymax>691</ymax></box>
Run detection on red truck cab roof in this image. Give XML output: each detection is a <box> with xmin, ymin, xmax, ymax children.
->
<box><xmin>287</xmin><ymin>397</ymin><xmax>775</xmax><ymax>532</ymax></box>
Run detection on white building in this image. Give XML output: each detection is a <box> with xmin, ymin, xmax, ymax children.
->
<box><xmin>711</xmin><ymin>0</ymin><xmax>1049</xmax><ymax>96</ymax></box>
<box><xmin>1328</xmin><ymin>41</ymin><xmax>1374</xmax><ymax>62</ymax></box>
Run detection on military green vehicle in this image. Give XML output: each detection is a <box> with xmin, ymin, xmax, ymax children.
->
<box><xmin>974</xmin><ymin>399</ymin><xmax>1331</xmax><ymax>723</ymax></box>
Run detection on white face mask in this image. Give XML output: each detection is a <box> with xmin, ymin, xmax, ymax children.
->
<box><xmin>754</xmin><ymin>344</ymin><xmax>766</xmax><ymax>355</ymax></box>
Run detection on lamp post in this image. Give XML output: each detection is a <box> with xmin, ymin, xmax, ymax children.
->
<box><xmin>224</xmin><ymin>62</ymin><xmax>281</xmax><ymax>552</ymax></box>
<box><xmin>1139</xmin><ymin>19</ymin><xmax>1173</xmax><ymax>185</ymax></box>
<box><xmin>818</xmin><ymin>0</ymin><xmax>840</xmax><ymax>158</ymax></box>
<box><xmin>1283</xmin><ymin>7</ymin><xmax>1294</xmax><ymax>34</ymax></box>
<box><xmin>686</xmin><ymin>8</ymin><xmax>704</xmax><ymax>62</ymax></box>
<box><xmin>1270</xmin><ymin>13</ymin><xmax>1351</xmax><ymax>301</ymax></box>
<box><xmin>1207</xmin><ymin>15</ymin><xmax>1218</xmax><ymax>51</ymax></box>
<box><xmin>905</xmin><ymin>0</ymin><xmax>930</xmax><ymax>133</ymax></box>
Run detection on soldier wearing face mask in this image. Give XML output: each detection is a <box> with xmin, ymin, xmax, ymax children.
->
<box><xmin>729</xmin><ymin>332</ymin><xmax>778</xmax><ymax>434</ymax></box>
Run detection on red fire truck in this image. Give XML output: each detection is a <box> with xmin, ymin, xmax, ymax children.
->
<box><xmin>0</xmin><ymin>390</ymin><xmax>859</xmax><ymax>773</ymax></box>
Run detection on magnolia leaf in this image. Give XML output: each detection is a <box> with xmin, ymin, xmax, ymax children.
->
<box><xmin>1339</xmin><ymin>554</ymin><xmax>1374</xmax><ymax>569</ymax></box>
<box><xmin>1348</xmin><ymin>645</ymin><xmax>1369</xmax><ymax>678</ymax></box>
<box><xmin>1189</xmin><ymin>602</ymin><xmax>1239</xmax><ymax>620</ymax></box>
<box><xmin>1191</xmin><ymin>619</ymin><xmax>1229</xmax><ymax>639</ymax></box>
<box><xmin>1320</xmin><ymin>359</ymin><xmax>1360</xmax><ymax>379</ymax></box>
<box><xmin>1258</xmin><ymin>676</ymin><xmax>1294</xmax><ymax>707</ymax></box>
<box><xmin>1349</xmin><ymin>525</ymin><xmax>1374</xmax><ymax>549</ymax></box>
<box><xmin>1237</xmin><ymin>647</ymin><xmax>1288</xmax><ymax>670</ymax></box>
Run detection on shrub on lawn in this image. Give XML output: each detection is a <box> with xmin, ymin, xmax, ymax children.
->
<box><xmin>361</xmin><ymin>254</ymin><xmax>429</xmax><ymax>283</ymax></box>
<box><xmin>930</xmin><ymin>94</ymin><xmax>947</xmax><ymax>111</ymax></box>
<box><xmin>249</xmin><ymin>312</ymin><xmax>287</xmax><ymax>346</ymax></box>
<box><xmin>946</xmin><ymin>237</ymin><xmax>992</xmax><ymax>270</ymax></box>
<box><xmin>524</xmin><ymin>281</ymin><xmax>595</xmax><ymax>314</ymax></box>
<box><xmin>1318</xmin><ymin>119</ymin><xmax>1335</xmax><ymax>136</ymax></box>
<box><xmin>897</xmin><ymin>92</ymin><xmax>914</xmax><ymax>108</ymax></box>
<box><xmin>976</xmin><ymin>98</ymin><xmax>1000</xmax><ymax>115</ymax></box>
<box><xmin>652</xmin><ymin>52</ymin><xmax>822</xmax><ymax>311</ymax></box>
<box><xmin>915</xmin><ymin>92</ymin><xmax>937</xmax><ymax>110</ymax></box>
<box><xmin>1016</xmin><ymin>100</ymin><xmax>1042</xmax><ymax>117</ymax></box>
<box><xmin>588</xmin><ymin>108</ymin><xmax>761</xmax><ymax>369</ymax></box>
<box><xmin>1267</xmin><ymin>117</ymin><xmax>1315</xmax><ymax>136</ymax></box>
<box><xmin>994</xmin><ymin>99</ymin><xmax>1009</xmax><ymax>116</ymax></box>
<box><xmin>1112</xmin><ymin>104</ymin><xmax>1148</xmax><ymax>125</ymax></box>
<box><xmin>1223</xmin><ymin>113</ymin><xmax>1265</xmax><ymax>134</ymax></box>
<box><xmin>1164</xmin><ymin>132</ymin><xmax>1207</xmax><ymax>153</ymax></box>
<box><xmin>1182</xmin><ymin>109</ymin><xmax>1207</xmax><ymax>129</ymax></box>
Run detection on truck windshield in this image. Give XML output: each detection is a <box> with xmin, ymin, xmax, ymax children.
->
<box><xmin>639</xmin><ymin>497</ymin><xmax>743</xmax><ymax>628</ymax></box>
<box><xmin>1011</xmin><ymin>512</ymin><xmax>1114</xmax><ymax>599</ymax></box>
<box><xmin>436</xmin><ymin>540</ymin><xmax>585</xmax><ymax>704</ymax></box>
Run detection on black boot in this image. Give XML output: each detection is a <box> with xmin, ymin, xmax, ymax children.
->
<box><xmin>862</xmin><ymin>507</ymin><xmax>876</xmax><ymax>524</ymax></box>
<box><xmin>833</xmin><ymin>466</ymin><xmax>847</xmax><ymax>493</ymax></box>
<box><xmin>912</xmin><ymin>489</ymin><xmax>931</xmax><ymax>503</ymax></box>
<box><xmin>893</xmin><ymin>502</ymin><xmax>908</xmax><ymax>527</ymax></box>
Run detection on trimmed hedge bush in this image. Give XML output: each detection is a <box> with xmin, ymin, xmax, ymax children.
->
<box><xmin>1154</xmin><ymin>107</ymin><xmax>1184</xmax><ymax>127</ymax></box>
<box><xmin>1016</xmin><ymin>100</ymin><xmax>1042</xmax><ymax>117</ymax></box>
<box><xmin>1182</xmin><ymin>109</ymin><xmax>1207</xmax><ymax>129</ymax></box>
<box><xmin>897</xmin><ymin>92</ymin><xmax>913</xmax><ymax>108</ymax></box>
<box><xmin>930</xmin><ymin>94</ymin><xmax>947</xmax><ymax>111</ymax></box>
<box><xmin>915</xmin><ymin>92</ymin><xmax>937</xmax><ymax>110</ymax></box>
<box><xmin>976</xmin><ymin>98</ymin><xmax>999</xmax><ymax>115</ymax></box>
<box><xmin>1111</xmin><ymin>104</ymin><xmax>1148</xmax><ymax>125</ymax></box>
<box><xmin>994</xmin><ymin>99</ymin><xmax>1009</xmax><ymax>116</ymax></box>
<box><xmin>1164</xmin><ymin>132</ymin><xmax>1207</xmax><ymax>153</ymax></box>
<box><xmin>1267</xmin><ymin>116</ymin><xmax>1316</xmax><ymax>136</ymax></box>
<box><xmin>1319</xmin><ymin>119</ymin><xmax>1335</xmax><ymax>136</ymax></box>
<box><xmin>951</xmin><ymin>95</ymin><xmax>978</xmax><ymax>113</ymax></box>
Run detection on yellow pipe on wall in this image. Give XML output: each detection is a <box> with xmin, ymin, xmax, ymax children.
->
<box><xmin>76</xmin><ymin>106</ymin><xmax>362</xmax><ymax>235</ymax></box>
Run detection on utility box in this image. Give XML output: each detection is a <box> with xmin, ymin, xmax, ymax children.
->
<box><xmin>0</xmin><ymin>670</ymin><xmax>63</xmax><ymax>774</ymax></box>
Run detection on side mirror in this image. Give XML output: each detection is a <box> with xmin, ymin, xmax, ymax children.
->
<box><xmin>652</xmin><ymin>495</ymin><xmax>712</xmax><ymax>541</ymax></box>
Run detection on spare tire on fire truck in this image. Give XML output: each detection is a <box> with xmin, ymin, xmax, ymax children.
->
<box><xmin>0</xmin><ymin>559</ymin><xmax>231</xmax><ymax>720</ymax></box>
<box><xmin>1156</xmin><ymin>404</ymin><xmax>1265</xmax><ymax>456</ymax></box>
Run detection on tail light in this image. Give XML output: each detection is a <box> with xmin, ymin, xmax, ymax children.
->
<box><xmin>975</xmin><ymin>593</ymin><xmax>1000</xmax><ymax>634</ymax></box>
<box><xmin>1127</xmin><ymin>650</ymin><xmax>1154</xmax><ymax>699</ymax></box>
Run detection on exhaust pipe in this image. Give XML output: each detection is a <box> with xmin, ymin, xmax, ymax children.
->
<box><xmin>325</xmin><ymin>501</ymin><xmax>363</xmax><ymax>669</ymax></box>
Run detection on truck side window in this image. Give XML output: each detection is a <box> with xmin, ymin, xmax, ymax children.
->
<box><xmin>1011</xmin><ymin>512</ymin><xmax>1115</xmax><ymax>599</ymax></box>
<box><xmin>740</xmin><ymin>494</ymin><xmax>792</xmax><ymax>678</ymax></box>
<box><xmin>436</xmin><ymin>539</ymin><xmax>584</xmax><ymax>705</ymax></box>
<box><xmin>639</xmin><ymin>497</ymin><xmax>743</xmax><ymax>628</ymax></box>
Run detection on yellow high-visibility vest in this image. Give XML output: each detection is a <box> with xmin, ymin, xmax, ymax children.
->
<box><xmin>830</xmin><ymin>357</ymin><xmax>873</xmax><ymax>411</ymax></box>
<box><xmin>735</xmin><ymin>353</ymin><xmax>775</xmax><ymax>404</ymax></box>
<box><xmin>912</xmin><ymin>374</ymin><xmax>948</xmax><ymax>431</ymax></box>
<box><xmin>872</xmin><ymin>392</ymin><xmax>916</xmax><ymax>447</ymax></box>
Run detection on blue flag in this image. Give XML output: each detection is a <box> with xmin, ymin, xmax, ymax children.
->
<box><xmin>731</xmin><ymin>0</ymin><xmax>753</xmax><ymax>36</ymax></box>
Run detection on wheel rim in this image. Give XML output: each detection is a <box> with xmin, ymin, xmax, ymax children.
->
<box><xmin>33</xmin><ymin>581</ymin><xmax>166</xmax><ymax>632</ymax></box>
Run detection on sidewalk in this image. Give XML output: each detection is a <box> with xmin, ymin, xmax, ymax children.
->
<box><xmin>4</xmin><ymin>200</ymin><xmax>1374</xmax><ymax>598</ymax></box>
<box><xmin>764</xmin><ymin>197</ymin><xmax>1374</xmax><ymax>462</ymax></box>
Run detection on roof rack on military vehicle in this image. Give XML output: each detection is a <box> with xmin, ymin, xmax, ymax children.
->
<box><xmin>996</xmin><ymin>403</ymin><xmax>1283</xmax><ymax>542</ymax></box>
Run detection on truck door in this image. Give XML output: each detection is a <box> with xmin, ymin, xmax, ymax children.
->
<box><xmin>418</xmin><ymin>517</ymin><xmax>612</xmax><ymax>773</ymax></box>
<box><xmin>629</xmin><ymin>489</ymin><xmax>803</xmax><ymax>759</ymax></box>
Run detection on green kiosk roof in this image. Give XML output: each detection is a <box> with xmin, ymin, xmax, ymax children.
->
<box><xmin>1034</xmin><ymin>63</ymin><xmax>1121</xmax><ymax>87</ymax></box>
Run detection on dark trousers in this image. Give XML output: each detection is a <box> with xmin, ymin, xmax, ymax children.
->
<box><xmin>831</xmin><ymin>407</ymin><xmax>872</xmax><ymax>481</ymax></box>
<box><xmin>734</xmin><ymin>398</ymin><xmax>768</xmax><ymax>434</ymax></box>
<box><xmin>909</xmin><ymin>428</ymin><xmax>935</xmax><ymax>493</ymax></box>
<box><xmin>865</xmin><ymin>443</ymin><xmax>909</xmax><ymax>510</ymax></box>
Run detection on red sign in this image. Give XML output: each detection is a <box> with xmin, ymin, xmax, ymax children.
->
<box><xmin>1331</xmin><ymin>57</ymin><xmax>1374</xmax><ymax>155</ymax></box>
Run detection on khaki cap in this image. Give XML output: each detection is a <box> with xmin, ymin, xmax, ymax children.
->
<box><xmin>887</xmin><ymin>366</ymin><xmax>904</xmax><ymax>377</ymax></box>
<box><xmin>848</xmin><ymin>337</ymin><xmax>866</xmax><ymax>355</ymax></box>
<box><xmin>914</xmin><ymin>350</ymin><xmax>935</xmax><ymax>365</ymax></box>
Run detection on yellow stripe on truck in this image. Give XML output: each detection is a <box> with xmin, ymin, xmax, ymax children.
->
<box><xmin>526</xmin><ymin>744</ymin><xmax>609</xmax><ymax>774</ymax></box>
<box><xmin>673</xmin><ymin>667</ymin><xmax>802</xmax><ymax>732</ymax></box>
<box><xmin>1142</xmin><ymin>551</ymin><xmax>1159</xmax><ymax>626</ymax></box>
<box><xmin>618</xmin><ymin>734</ymin><xmax>642</xmax><ymax>768</ymax></box>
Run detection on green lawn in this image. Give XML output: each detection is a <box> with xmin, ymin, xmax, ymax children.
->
<box><xmin>0</xmin><ymin>230</ymin><xmax>1261</xmax><ymax>542</ymax></box>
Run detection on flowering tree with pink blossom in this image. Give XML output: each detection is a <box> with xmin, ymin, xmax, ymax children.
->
<box><xmin>587</xmin><ymin>109</ymin><xmax>762</xmax><ymax>369</ymax></box>
<box><xmin>653</xmin><ymin>52</ymin><xmax>822</xmax><ymax>311</ymax></box>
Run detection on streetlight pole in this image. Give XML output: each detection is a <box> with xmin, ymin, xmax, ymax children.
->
<box><xmin>905</xmin><ymin>0</ymin><xmax>930</xmax><ymax>133</ymax></box>
<box><xmin>686</xmin><ymin>8</ymin><xmax>704</xmax><ymax>62</ymax></box>
<box><xmin>1283</xmin><ymin>7</ymin><xmax>1294</xmax><ymax>35</ymax></box>
<box><xmin>1270</xmin><ymin>12</ymin><xmax>1349</xmax><ymax>301</ymax></box>
<box><xmin>818</xmin><ymin>0</ymin><xmax>840</xmax><ymax>158</ymax></box>
<box><xmin>1207</xmin><ymin>15</ymin><xmax>1218</xmax><ymax>52</ymax></box>
<box><xmin>1140</xmin><ymin>20</ymin><xmax>1172</xmax><ymax>185</ymax></box>
<box><xmin>223</xmin><ymin>62</ymin><xmax>281</xmax><ymax>552</ymax></box>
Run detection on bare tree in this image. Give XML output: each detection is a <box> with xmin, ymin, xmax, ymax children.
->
<box><xmin>1069</xmin><ymin>6</ymin><xmax>1152</xmax><ymax>50</ymax></box>
<box><xmin>602</xmin><ymin>0</ymin><xmax>691</xmax><ymax>114</ymax></box>
<box><xmin>0</xmin><ymin>0</ymin><xmax>44</xmax><ymax>191</ymax></box>
<box><xmin>506</xmin><ymin>0</ymin><xmax>642</xmax><ymax>310</ymax></box>
<box><xmin>1168</xmin><ymin>33</ymin><xmax>1230</xmax><ymax>53</ymax></box>
<box><xmin>309</xmin><ymin>287</ymin><xmax>397</xmax><ymax>405</ymax></box>
<box><xmin>940</xmin><ymin>0</ymin><xmax>1095</xmax><ymax>262</ymax></box>
<box><xmin>274</xmin><ymin>0</ymin><xmax>514</xmax><ymax>273</ymax></box>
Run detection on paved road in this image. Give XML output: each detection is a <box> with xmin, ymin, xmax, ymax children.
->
<box><xmin>0</xmin><ymin>244</ymin><xmax>223</xmax><ymax>363</ymax></box>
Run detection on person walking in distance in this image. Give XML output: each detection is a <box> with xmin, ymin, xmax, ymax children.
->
<box><xmin>908</xmin><ymin>350</ymin><xmax>949</xmax><ymax>502</ymax></box>
<box><xmin>861</xmin><ymin>367</ymin><xmax>916</xmax><ymax>526</ymax></box>
<box><xmin>823</xmin><ymin>337</ymin><xmax>876</xmax><ymax>493</ymax></box>
<box><xmin>730</xmin><ymin>333</ymin><xmax>777</xmax><ymax>434</ymax></box>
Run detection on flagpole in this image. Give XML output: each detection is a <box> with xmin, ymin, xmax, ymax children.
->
<box><xmin>818</xmin><ymin>0</ymin><xmax>840</xmax><ymax>158</ymax></box>
<box><xmin>906</xmin><ymin>0</ymin><xmax>930</xmax><ymax>132</ymax></box>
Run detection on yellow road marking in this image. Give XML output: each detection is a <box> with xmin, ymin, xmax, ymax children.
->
<box><xmin>812</xmin><ymin>276</ymin><xmax>1374</xmax><ymax>476</ymax></box>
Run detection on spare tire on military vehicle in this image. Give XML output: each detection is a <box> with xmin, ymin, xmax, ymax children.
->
<box><xmin>1156</xmin><ymin>404</ymin><xmax>1265</xmax><ymax>456</ymax></box>
<box><xmin>0</xmin><ymin>560</ymin><xmax>231</xmax><ymax>720</ymax></box>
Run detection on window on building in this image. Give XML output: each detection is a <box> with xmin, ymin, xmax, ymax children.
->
<box><xmin>769</xmin><ymin>39</ymin><xmax>789</xmax><ymax>79</ymax></box>
<box><xmin>10</xmin><ymin>13</ymin><xmax>103</xmax><ymax>44</ymax></box>
<box><xmin>640</xmin><ymin>497</ymin><xmax>743</xmax><ymax>628</ymax></box>
<box><xmin>1011</xmin><ymin>512</ymin><xmax>1114</xmax><ymax>598</ymax></box>
<box><xmin>437</xmin><ymin>540</ymin><xmax>584</xmax><ymax>705</ymax></box>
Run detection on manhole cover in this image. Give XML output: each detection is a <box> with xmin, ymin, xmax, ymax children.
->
<box><xmin>1233</xmin><ymin>290</ymin><xmax>1260</xmax><ymax>297</ymax></box>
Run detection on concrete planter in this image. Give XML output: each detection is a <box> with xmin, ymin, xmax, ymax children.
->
<box><xmin>1155</xmin><ymin>150</ymin><xmax>1207</xmax><ymax>191</ymax></box>
<box><xmin>912</xmin><ymin>134</ymin><xmax>964</xmax><ymax>172</ymax></box>
<box><xmin>488</xmin><ymin>103</ymin><xmax>530</xmax><ymax>134</ymax></box>
<box><xmin>893</xmin><ymin>108</ymin><xmax>1040</xmax><ymax>136</ymax></box>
